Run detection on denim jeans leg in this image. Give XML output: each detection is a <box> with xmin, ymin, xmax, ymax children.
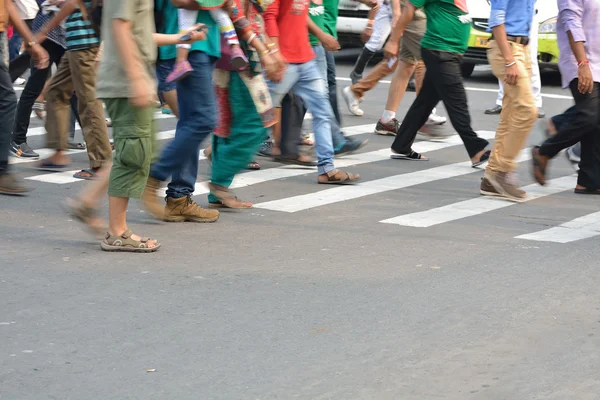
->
<box><xmin>266</xmin><ymin>63</ymin><xmax>300</xmax><ymax>107</ymax></box>
<box><xmin>325</xmin><ymin>50</ymin><xmax>341</xmax><ymax>125</ymax></box>
<box><xmin>314</xmin><ymin>46</ymin><xmax>345</xmax><ymax>148</ymax></box>
<box><xmin>292</xmin><ymin>61</ymin><xmax>335</xmax><ymax>175</ymax></box>
<box><xmin>150</xmin><ymin>51</ymin><xmax>216</xmax><ymax>198</ymax></box>
<box><xmin>0</xmin><ymin>33</ymin><xmax>17</xmax><ymax>174</ymax></box>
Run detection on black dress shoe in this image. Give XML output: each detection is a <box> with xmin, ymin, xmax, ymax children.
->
<box><xmin>484</xmin><ymin>105</ymin><xmax>502</xmax><ymax>115</ymax></box>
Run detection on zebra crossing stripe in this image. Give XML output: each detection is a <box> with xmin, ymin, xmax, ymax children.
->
<box><xmin>380</xmin><ymin>174</ymin><xmax>577</xmax><ymax>228</ymax></box>
<box><xmin>253</xmin><ymin>131</ymin><xmax>497</xmax><ymax>212</ymax></box>
<box><xmin>515</xmin><ymin>211</ymin><xmax>600</xmax><ymax>243</ymax></box>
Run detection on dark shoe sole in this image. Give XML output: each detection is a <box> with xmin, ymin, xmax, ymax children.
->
<box><xmin>163</xmin><ymin>215</ymin><xmax>219</xmax><ymax>223</ymax></box>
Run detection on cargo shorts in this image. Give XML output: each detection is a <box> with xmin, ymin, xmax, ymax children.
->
<box><xmin>104</xmin><ymin>98</ymin><xmax>156</xmax><ymax>199</ymax></box>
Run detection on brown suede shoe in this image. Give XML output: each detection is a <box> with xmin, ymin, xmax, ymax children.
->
<box><xmin>142</xmin><ymin>177</ymin><xmax>165</xmax><ymax>219</ymax></box>
<box><xmin>0</xmin><ymin>173</ymin><xmax>30</xmax><ymax>195</ymax></box>
<box><xmin>164</xmin><ymin>195</ymin><xmax>220</xmax><ymax>223</ymax></box>
<box><xmin>484</xmin><ymin>171</ymin><xmax>526</xmax><ymax>202</ymax></box>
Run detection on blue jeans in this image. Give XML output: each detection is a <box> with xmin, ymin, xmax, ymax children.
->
<box><xmin>0</xmin><ymin>32</ymin><xmax>17</xmax><ymax>175</ymax></box>
<box><xmin>268</xmin><ymin>59</ymin><xmax>335</xmax><ymax>175</ymax></box>
<box><xmin>150</xmin><ymin>51</ymin><xmax>216</xmax><ymax>198</ymax></box>
<box><xmin>313</xmin><ymin>45</ymin><xmax>346</xmax><ymax>148</ymax></box>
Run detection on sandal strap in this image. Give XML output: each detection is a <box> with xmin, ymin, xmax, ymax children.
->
<box><xmin>121</xmin><ymin>229</ymin><xmax>133</xmax><ymax>239</ymax></box>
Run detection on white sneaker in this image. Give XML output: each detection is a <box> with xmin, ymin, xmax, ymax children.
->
<box><xmin>427</xmin><ymin>109</ymin><xmax>447</xmax><ymax>125</ymax></box>
<box><xmin>15</xmin><ymin>77</ymin><xmax>26</xmax><ymax>85</ymax></box>
<box><xmin>343</xmin><ymin>86</ymin><xmax>364</xmax><ymax>116</ymax></box>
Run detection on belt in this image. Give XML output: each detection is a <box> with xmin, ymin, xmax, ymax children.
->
<box><xmin>491</xmin><ymin>35</ymin><xmax>530</xmax><ymax>46</ymax></box>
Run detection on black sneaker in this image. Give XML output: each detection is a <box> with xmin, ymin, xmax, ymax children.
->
<box><xmin>335</xmin><ymin>137</ymin><xmax>368</xmax><ymax>157</ymax></box>
<box><xmin>10</xmin><ymin>142</ymin><xmax>40</xmax><ymax>158</ymax></box>
<box><xmin>374</xmin><ymin>119</ymin><xmax>400</xmax><ymax>136</ymax></box>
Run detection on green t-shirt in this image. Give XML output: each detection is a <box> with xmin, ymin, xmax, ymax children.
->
<box><xmin>155</xmin><ymin>0</ymin><xmax>178</xmax><ymax>60</ymax></box>
<box><xmin>322</xmin><ymin>0</ymin><xmax>338</xmax><ymax>38</ymax></box>
<box><xmin>410</xmin><ymin>0</ymin><xmax>471</xmax><ymax>54</ymax></box>
<box><xmin>309</xmin><ymin>0</ymin><xmax>326</xmax><ymax>47</ymax></box>
<box><xmin>154</xmin><ymin>2</ymin><xmax>221</xmax><ymax>60</ymax></box>
<box><xmin>96</xmin><ymin>0</ymin><xmax>157</xmax><ymax>99</ymax></box>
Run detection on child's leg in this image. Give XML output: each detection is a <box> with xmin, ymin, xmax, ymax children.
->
<box><xmin>166</xmin><ymin>9</ymin><xmax>198</xmax><ymax>83</ymax></box>
<box><xmin>209</xmin><ymin>8</ymin><xmax>248</xmax><ymax>70</ymax></box>
<box><xmin>209</xmin><ymin>8</ymin><xmax>239</xmax><ymax>46</ymax></box>
<box><xmin>176</xmin><ymin>9</ymin><xmax>198</xmax><ymax>61</ymax></box>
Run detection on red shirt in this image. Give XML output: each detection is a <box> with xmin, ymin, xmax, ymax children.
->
<box><xmin>264</xmin><ymin>0</ymin><xmax>315</xmax><ymax>64</ymax></box>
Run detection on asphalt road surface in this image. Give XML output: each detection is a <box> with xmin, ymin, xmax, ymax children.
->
<box><xmin>2</xmin><ymin>52</ymin><xmax>599</xmax><ymax>400</ymax></box>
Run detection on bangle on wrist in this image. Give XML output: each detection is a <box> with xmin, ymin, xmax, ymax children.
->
<box><xmin>505</xmin><ymin>61</ymin><xmax>516</xmax><ymax>67</ymax></box>
<box><xmin>578</xmin><ymin>59</ymin><xmax>589</xmax><ymax>67</ymax></box>
<box><xmin>246</xmin><ymin>33</ymin><xmax>257</xmax><ymax>45</ymax></box>
<box><xmin>266</xmin><ymin>42</ymin><xmax>275</xmax><ymax>49</ymax></box>
<box><xmin>27</xmin><ymin>41</ymin><xmax>38</xmax><ymax>47</ymax></box>
<box><xmin>269</xmin><ymin>48</ymin><xmax>279</xmax><ymax>55</ymax></box>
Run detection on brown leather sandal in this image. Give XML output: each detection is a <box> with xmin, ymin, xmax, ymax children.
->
<box><xmin>318</xmin><ymin>169</ymin><xmax>360</xmax><ymax>185</ymax></box>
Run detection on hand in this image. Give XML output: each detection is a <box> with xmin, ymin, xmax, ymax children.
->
<box><xmin>504</xmin><ymin>62</ymin><xmax>520</xmax><ymax>85</ymax></box>
<box><xmin>262</xmin><ymin>53</ymin><xmax>280</xmax><ymax>83</ymax></box>
<box><xmin>577</xmin><ymin>62</ymin><xmax>594</xmax><ymax>94</ymax></box>
<box><xmin>321</xmin><ymin>34</ymin><xmax>341</xmax><ymax>52</ymax></box>
<box><xmin>178</xmin><ymin>23</ymin><xmax>207</xmax><ymax>44</ymax></box>
<box><xmin>33</xmin><ymin>32</ymin><xmax>46</xmax><ymax>44</ymax></box>
<box><xmin>222</xmin><ymin>0</ymin><xmax>234</xmax><ymax>11</ymax></box>
<box><xmin>383</xmin><ymin>39</ymin><xmax>399</xmax><ymax>60</ymax></box>
<box><xmin>129</xmin><ymin>76</ymin><xmax>155</xmax><ymax>108</ymax></box>
<box><xmin>28</xmin><ymin>43</ymin><xmax>49</xmax><ymax>69</ymax></box>
<box><xmin>271</xmin><ymin>51</ymin><xmax>287</xmax><ymax>83</ymax></box>
<box><xmin>360</xmin><ymin>26</ymin><xmax>373</xmax><ymax>43</ymax></box>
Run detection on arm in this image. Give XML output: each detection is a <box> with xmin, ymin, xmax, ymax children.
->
<box><xmin>559</xmin><ymin>0</ymin><xmax>593</xmax><ymax>93</ymax></box>
<box><xmin>390</xmin><ymin>0</ymin><xmax>400</xmax><ymax>29</ymax></box>
<box><xmin>35</xmin><ymin>0</ymin><xmax>78</xmax><ymax>42</ymax></box>
<box><xmin>6</xmin><ymin>0</ymin><xmax>49</xmax><ymax>68</ymax></box>
<box><xmin>153</xmin><ymin>30</ymin><xmax>206</xmax><ymax>46</ymax></box>
<box><xmin>263</xmin><ymin>0</ymin><xmax>280</xmax><ymax>40</ymax></box>
<box><xmin>383</xmin><ymin>2</ymin><xmax>414</xmax><ymax>58</ymax></box>
<box><xmin>489</xmin><ymin>0</ymin><xmax>520</xmax><ymax>84</ymax></box>
<box><xmin>307</xmin><ymin>16</ymin><xmax>340</xmax><ymax>51</ymax></box>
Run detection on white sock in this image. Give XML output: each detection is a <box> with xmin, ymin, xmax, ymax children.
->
<box><xmin>430</xmin><ymin>107</ymin><xmax>437</xmax><ymax>116</ymax></box>
<box><xmin>381</xmin><ymin>110</ymin><xmax>396</xmax><ymax>123</ymax></box>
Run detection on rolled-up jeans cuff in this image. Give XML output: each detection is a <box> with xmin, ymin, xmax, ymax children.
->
<box><xmin>318</xmin><ymin>164</ymin><xmax>335</xmax><ymax>175</ymax></box>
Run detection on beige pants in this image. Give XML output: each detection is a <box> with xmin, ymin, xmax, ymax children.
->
<box><xmin>486</xmin><ymin>40</ymin><xmax>537</xmax><ymax>173</ymax></box>
<box><xmin>45</xmin><ymin>46</ymin><xmax>112</xmax><ymax>168</ymax></box>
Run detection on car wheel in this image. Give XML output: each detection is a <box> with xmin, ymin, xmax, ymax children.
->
<box><xmin>461</xmin><ymin>63</ymin><xmax>475</xmax><ymax>78</ymax></box>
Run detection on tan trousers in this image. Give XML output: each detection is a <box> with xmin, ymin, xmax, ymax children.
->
<box><xmin>487</xmin><ymin>40</ymin><xmax>537</xmax><ymax>173</ymax></box>
<box><xmin>351</xmin><ymin>58</ymin><xmax>426</xmax><ymax>100</ymax></box>
<box><xmin>45</xmin><ymin>46</ymin><xmax>112</xmax><ymax>168</ymax></box>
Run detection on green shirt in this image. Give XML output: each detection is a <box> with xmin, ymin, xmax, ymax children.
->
<box><xmin>410</xmin><ymin>0</ymin><xmax>471</xmax><ymax>54</ymax></box>
<box><xmin>154</xmin><ymin>5</ymin><xmax>220</xmax><ymax>59</ymax></box>
<box><xmin>309</xmin><ymin>0</ymin><xmax>325</xmax><ymax>47</ymax></box>
<box><xmin>189</xmin><ymin>11</ymin><xmax>221</xmax><ymax>59</ymax></box>
<box><xmin>155</xmin><ymin>0</ymin><xmax>178</xmax><ymax>60</ymax></box>
<box><xmin>96</xmin><ymin>0</ymin><xmax>157</xmax><ymax>99</ymax></box>
<box><xmin>322</xmin><ymin>0</ymin><xmax>338</xmax><ymax>38</ymax></box>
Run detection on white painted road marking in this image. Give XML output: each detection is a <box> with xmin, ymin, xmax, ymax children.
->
<box><xmin>516</xmin><ymin>211</ymin><xmax>600</xmax><ymax>243</ymax></box>
<box><xmin>254</xmin><ymin>131</ymin><xmax>496</xmax><ymax>212</ymax></box>
<box><xmin>380</xmin><ymin>174</ymin><xmax>576</xmax><ymax>227</ymax></box>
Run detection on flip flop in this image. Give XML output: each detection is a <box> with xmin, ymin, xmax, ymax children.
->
<box><xmin>246</xmin><ymin>160</ymin><xmax>261</xmax><ymax>170</ymax></box>
<box><xmin>67</xmin><ymin>142</ymin><xmax>86</xmax><ymax>150</ymax></box>
<box><xmin>36</xmin><ymin>161</ymin><xmax>70</xmax><ymax>172</ymax></box>
<box><xmin>73</xmin><ymin>168</ymin><xmax>98</xmax><ymax>180</ymax></box>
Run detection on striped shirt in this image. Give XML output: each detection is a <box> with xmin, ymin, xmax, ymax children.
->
<box><xmin>32</xmin><ymin>0</ymin><xmax>66</xmax><ymax>48</ymax></box>
<box><xmin>65</xmin><ymin>0</ymin><xmax>99</xmax><ymax>51</ymax></box>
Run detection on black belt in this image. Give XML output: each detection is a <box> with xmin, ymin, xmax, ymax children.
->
<box><xmin>491</xmin><ymin>35</ymin><xmax>530</xmax><ymax>46</ymax></box>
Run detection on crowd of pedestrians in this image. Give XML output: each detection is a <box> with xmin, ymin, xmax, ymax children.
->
<box><xmin>0</xmin><ymin>0</ymin><xmax>598</xmax><ymax>252</ymax></box>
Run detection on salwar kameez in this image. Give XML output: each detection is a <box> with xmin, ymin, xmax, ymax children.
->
<box><xmin>209</xmin><ymin>71</ymin><xmax>267</xmax><ymax>204</ymax></box>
